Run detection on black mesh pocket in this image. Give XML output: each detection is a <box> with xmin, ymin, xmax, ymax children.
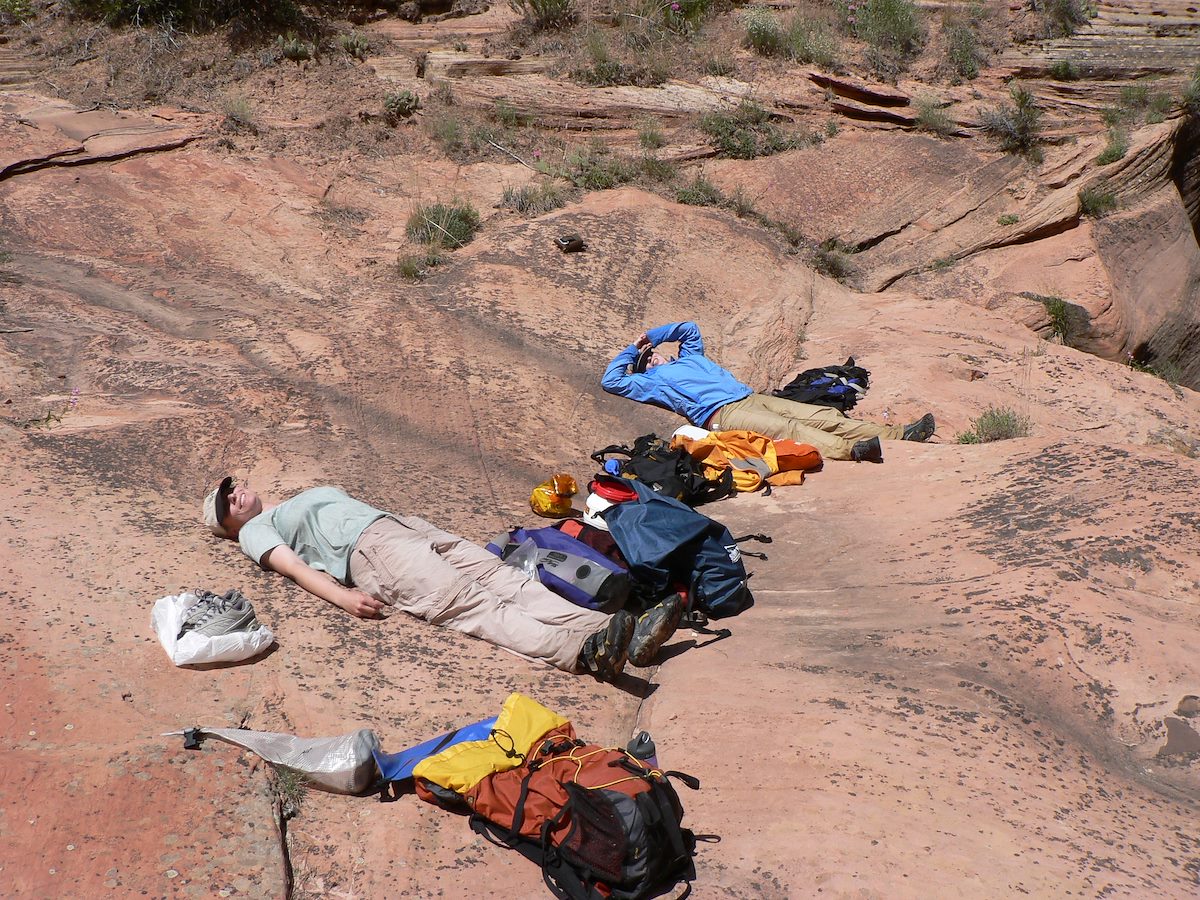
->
<box><xmin>558</xmin><ymin>782</ymin><xmax>628</xmax><ymax>884</ymax></box>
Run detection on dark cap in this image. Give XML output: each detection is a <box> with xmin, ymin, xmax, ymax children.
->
<box><xmin>634</xmin><ymin>346</ymin><xmax>653</xmax><ymax>374</ymax></box>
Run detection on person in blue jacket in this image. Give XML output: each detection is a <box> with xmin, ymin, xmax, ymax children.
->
<box><xmin>601</xmin><ymin>321</ymin><xmax>935</xmax><ymax>462</ymax></box>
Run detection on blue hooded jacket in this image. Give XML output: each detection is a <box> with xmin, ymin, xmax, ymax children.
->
<box><xmin>601</xmin><ymin>322</ymin><xmax>753</xmax><ymax>427</ymax></box>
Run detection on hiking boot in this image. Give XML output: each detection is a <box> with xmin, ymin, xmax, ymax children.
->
<box><xmin>577</xmin><ymin>610</ymin><xmax>634</xmax><ymax>682</ymax></box>
<box><xmin>628</xmin><ymin>596</ymin><xmax>684</xmax><ymax>667</ymax></box>
<box><xmin>902</xmin><ymin>412</ymin><xmax>936</xmax><ymax>442</ymax></box>
<box><xmin>179</xmin><ymin>590</ymin><xmax>260</xmax><ymax>639</ymax></box>
<box><xmin>850</xmin><ymin>436</ymin><xmax>883</xmax><ymax>463</ymax></box>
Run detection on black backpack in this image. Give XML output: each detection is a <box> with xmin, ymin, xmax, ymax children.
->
<box><xmin>592</xmin><ymin>434</ymin><xmax>733</xmax><ymax>507</ymax></box>
<box><xmin>771</xmin><ymin>357</ymin><xmax>871</xmax><ymax>412</ymax></box>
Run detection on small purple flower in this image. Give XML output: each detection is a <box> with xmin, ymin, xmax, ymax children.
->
<box><xmin>670</xmin><ymin>2</ymin><xmax>680</xmax><ymax>10</ymax></box>
<box><xmin>533</xmin><ymin>149</ymin><xmax>542</xmax><ymax>160</ymax></box>
<box><xmin>69</xmin><ymin>387</ymin><xmax>79</xmax><ymax>410</ymax></box>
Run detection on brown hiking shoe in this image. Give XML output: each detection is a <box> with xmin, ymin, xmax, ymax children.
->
<box><xmin>628</xmin><ymin>596</ymin><xmax>684</xmax><ymax>667</ymax></box>
<box><xmin>577</xmin><ymin>610</ymin><xmax>634</xmax><ymax>682</ymax></box>
<box><xmin>902</xmin><ymin>413</ymin><xmax>936</xmax><ymax>442</ymax></box>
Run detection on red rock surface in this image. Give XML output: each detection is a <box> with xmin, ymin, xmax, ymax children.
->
<box><xmin>1</xmin><ymin>4</ymin><xmax>1199</xmax><ymax>898</ymax></box>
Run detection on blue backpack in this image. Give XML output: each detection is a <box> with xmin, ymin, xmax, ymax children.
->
<box><xmin>485</xmin><ymin>526</ymin><xmax>630</xmax><ymax>612</ymax></box>
<box><xmin>601</xmin><ymin>481</ymin><xmax>765</xmax><ymax>619</ymax></box>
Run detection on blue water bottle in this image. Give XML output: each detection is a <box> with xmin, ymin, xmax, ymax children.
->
<box><xmin>627</xmin><ymin>731</ymin><xmax>659</xmax><ymax>769</ymax></box>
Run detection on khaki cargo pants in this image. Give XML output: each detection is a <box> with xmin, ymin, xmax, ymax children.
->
<box><xmin>712</xmin><ymin>393</ymin><xmax>904</xmax><ymax>461</ymax></box>
<box><xmin>349</xmin><ymin>517</ymin><xmax>610</xmax><ymax>672</ymax></box>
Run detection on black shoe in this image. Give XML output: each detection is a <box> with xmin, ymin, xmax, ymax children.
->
<box><xmin>577</xmin><ymin>610</ymin><xmax>634</xmax><ymax>682</ymax></box>
<box><xmin>850</xmin><ymin>436</ymin><xmax>883</xmax><ymax>463</ymax></box>
<box><xmin>902</xmin><ymin>412</ymin><xmax>935</xmax><ymax>442</ymax></box>
<box><xmin>628</xmin><ymin>596</ymin><xmax>684</xmax><ymax>667</ymax></box>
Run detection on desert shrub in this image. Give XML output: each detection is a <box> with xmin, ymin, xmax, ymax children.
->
<box><xmin>492</xmin><ymin>100</ymin><xmax>524</xmax><ymax>127</ymax></box>
<box><xmin>1078</xmin><ymin>187</ymin><xmax>1117</xmax><ymax>218</ymax></box>
<box><xmin>0</xmin><ymin>0</ymin><xmax>32</xmax><ymax>21</ymax></box>
<box><xmin>397</xmin><ymin>247</ymin><xmax>444</xmax><ymax>281</ymax></box>
<box><xmin>1119</xmin><ymin>83</ymin><xmax>1149</xmax><ymax>109</ymax></box>
<box><xmin>700</xmin><ymin>100</ymin><xmax>807</xmax><ymax>159</ymax></box>
<box><xmin>914</xmin><ymin>97</ymin><xmax>956</xmax><ymax>136</ymax></box>
<box><xmin>1145</xmin><ymin>92</ymin><xmax>1173</xmax><ymax>123</ymax></box>
<box><xmin>638</xmin><ymin>155</ymin><xmax>679</xmax><ymax>183</ymax></box>
<box><xmin>957</xmin><ymin>406</ymin><xmax>1031</xmax><ymax>443</ymax></box>
<box><xmin>637</xmin><ymin>120</ymin><xmax>666</xmax><ymax>150</ymax></box>
<box><xmin>220</xmin><ymin>94</ymin><xmax>255</xmax><ymax>128</ymax></box>
<box><xmin>825</xmin><ymin>118</ymin><xmax>840</xmax><ymax>137</ymax></box>
<box><xmin>384</xmin><ymin>90</ymin><xmax>420</xmax><ymax>122</ymax></box>
<box><xmin>1095</xmin><ymin>128</ymin><xmax>1128</xmax><ymax>164</ymax></box>
<box><xmin>65</xmin><ymin>0</ymin><xmax>303</xmax><ymax>28</ymax></box>
<box><xmin>941</xmin><ymin>4</ymin><xmax>988</xmax><ymax>82</ymax></box>
<box><xmin>981</xmin><ymin>83</ymin><xmax>1043</xmax><ymax>161</ymax></box>
<box><xmin>661</xmin><ymin>0</ymin><xmax>713</xmax><ymax>36</ymax></box>
<box><xmin>338</xmin><ymin>32</ymin><xmax>370</xmax><ymax>59</ymax></box>
<box><xmin>510</xmin><ymin>0</ymin><xmax>575</xmax><ymax>29</ymax></box>
<box><xmin>743</xmin><ymin>6</ymin><xmax>787</xmax><ymax>55</ymax></box>
<box><xmin>1049</xmin><ymin>59</ymin><xmax>1079</xmax><ymax>81</ymax></box>
<box><xmin>997</xmin><ymin>213</ymin><xmax>1019</xmax><ymax>225</ymax></box>
<box><xmin>501</xmin><ymin>183</ymin><xmax>571</xmax><ymax>215</ymax></box>
<box><xmin>703</xmin><ymin>54</ymin><xmax>737</xmax><ymax>76</ymax></box>
<box><xmin>836</xmin><ymin>0</ymin><xmax>925</xmax><ymax>57</ymax></box>
<box><xmin>743</xmin><ymin>8</ymin><xmax>838</xmax><ymax>66</ymax></box>
<box><xmin>1042</xmin><ymin>0</ymin><xmax>1088</xmax><ymax>36</ymax></box>
<box><xmin>811</xmin><ymin>237</ymin><xmax>856</xmax><ymax>281</ymax></box>
<box><xmin>428</xmin><ymin>112</ymin><xmax>463</xmax><ymax>152</ymax></box>
<box><xmin>573</xmin><ymin>30</ymin><xmax>670</xmax><ymax>87</ymax></box>
<box><xmin>783</xmin><ymin>15</ymin><xmax>839</xmax><ymax>66</ymax></box>
<box><xmin>728</xmin><ymin>187</ymin><xmax>757</xmax><ymax>218</ymax></box>
<box><xmin>406</xmin><ymin>201</ymin><xmax>480</xmax><ymax>248</ymax></box>
<box><xmin>562</xmin><ymin>145</ymin><xmax>636</xmax><ymax>190</ymax></box>
<box><xmin>1184</xmin><ymin>67</ymin><xmax>1200</xmax><ymax>118</ymax></box>
<box><xmin>278</xmin><ymin>31</ymin><xmax>314</xmax><ymax>62</ymax></box>
<box><xmin>676</xmin><ymin>175</ymin><xmax>724</xmax><ymax>206</ymax></box>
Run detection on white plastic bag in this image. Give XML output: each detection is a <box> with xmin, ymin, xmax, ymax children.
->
<box><xmin>504</xmin><ymin>537</ymin><xmax>542</xmax><ymax>582</ymax></box>
<box><xmin>151</xmin><ymin>591</ymin><xmax>275</xmax><ymax>666</ymax></box>
<box><xmin>165</xmin><ymin>727</ymin><xmax>380</xmax><ymax>794</ymax></box>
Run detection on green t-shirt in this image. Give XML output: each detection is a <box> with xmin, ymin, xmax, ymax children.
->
<box><xmin>238</xmin><ymin>486</ymin><xmax>392</xmax><ymax>586</ymax></box>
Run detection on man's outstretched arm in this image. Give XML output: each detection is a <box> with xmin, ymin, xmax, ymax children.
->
<box><xmin>601</xmin><ymin>322</ymin><xmax>706</xmax><ymax>398</ymax></box>
<box><xmin>261</xmin><ymin>544</ymin><xmax>385</xmax><ymax>618</ymax></box>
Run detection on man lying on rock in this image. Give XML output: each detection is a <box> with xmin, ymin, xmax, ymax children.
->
<box><xmin>202</xmin><ymin>477</ymin><xmax>683</xmax><ymax>681</ymax></box>
<box><xmin>602</xmin><ymin>321</ymin><xmax>936</xmax><ymax>463</ymax></box>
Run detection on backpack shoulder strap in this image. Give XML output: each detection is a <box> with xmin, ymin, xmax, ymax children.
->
<box><xmin>590</xmin><ymin>444</ymin><xmax>632</xmax><ymax>466</ymax></box>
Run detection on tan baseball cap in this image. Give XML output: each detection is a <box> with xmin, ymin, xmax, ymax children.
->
<box><xmin>202</xmin><ymin>476</ymin><xmax>234</xmax><ymax>537</ymax></box>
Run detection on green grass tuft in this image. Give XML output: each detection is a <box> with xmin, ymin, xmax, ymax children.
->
<box><xmin>676</xmin><ymin>175</ymin><xmax>724</xmax><ymax>206</ymax></box>
<box><xmin>1078</xmin><ymin>187</ymin><xmax>1117</xmax><ymax>218</ymax></box>
<box><xmin>1095</xmin><ymin>128</ymin><xmax>1128</xmax><ymax>165</ymax></box>
<box><xmin>1049</xmin><ymin>59</ymin><xmax>1080</xmax><ymax>81</ymax></box>
<box><xmin>500</xmin><ymin>182</ymin><xmax>571</xmax><ymax>215</ymax></box>
<box><xmin>406</xmin><ymin>201</ymin><xmax>480</xmax><ymax>248</ymax></box>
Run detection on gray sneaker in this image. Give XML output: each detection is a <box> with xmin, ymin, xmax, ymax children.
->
<box><xmin>179</xmin><ymin>590</ymin><xmax>260</xmax><ymax>639</ymax></box>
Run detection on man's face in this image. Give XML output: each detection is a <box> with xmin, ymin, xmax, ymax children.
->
<box><xmin>645</xmin><ymin>351</ymin><xmax>675</xmax><ymax>370</ymax></box>
<box><xmin>222</xmin><ymin>480</ymin><xmax>263</xmax><ymax>531</ymax></box>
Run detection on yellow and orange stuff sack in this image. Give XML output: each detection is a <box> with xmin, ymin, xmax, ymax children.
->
<box><xmin>529</xmin><ymin>473</ymin><xmax>578</xmax><ymax>517</ymax></box>
<box><xmin>670</xmin><ymin>430</ymin><xmax>822</xmax><ymax>492</ymax></box>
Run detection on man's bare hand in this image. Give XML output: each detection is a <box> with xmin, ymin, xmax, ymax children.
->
<box><xmin>635</xmin><ymin>332</ymin><xmax>651</xmax><ymax>351</ymax></box>
<box><xmin>340</xmin><ymin>589</ymin><xmax>386</xmax><ymax>619</ymax></box>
